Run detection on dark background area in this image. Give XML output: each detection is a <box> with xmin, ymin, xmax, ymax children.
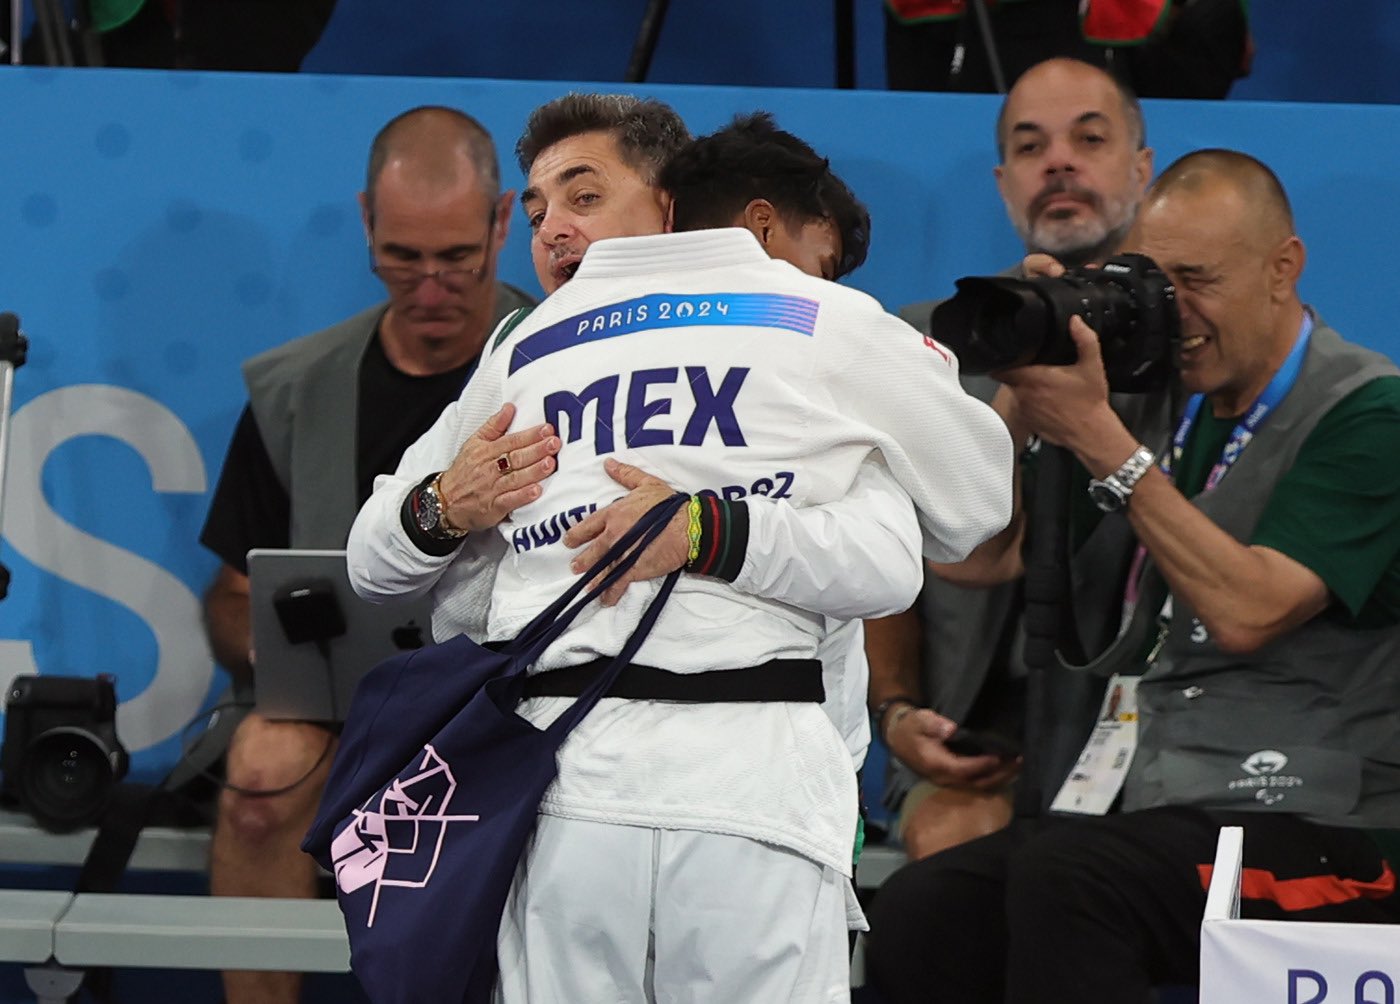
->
<box><xmin>299</xmin><ymin>0</ymin><xmax>1396</xmax><ymax>104</ymax></box>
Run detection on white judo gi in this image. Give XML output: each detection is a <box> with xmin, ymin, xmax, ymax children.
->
<box><xmin>348</xmin><ymin>228</ymin><xmax>1014</xmax><ymax>1001</ymax></box>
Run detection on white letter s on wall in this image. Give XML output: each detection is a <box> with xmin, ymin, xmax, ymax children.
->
<box><xmin>1</xmin><ymin>385</ymin><xmax>214</xmax><ymax>751</ymax></box>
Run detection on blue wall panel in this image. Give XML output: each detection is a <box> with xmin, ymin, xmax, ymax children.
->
<box><xmin>0</xmin><ymin>67</ymin><xmax>1396</xmax><ymax>780</ymax></box>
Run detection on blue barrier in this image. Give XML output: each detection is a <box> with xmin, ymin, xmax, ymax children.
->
<box><xmin>1</xmin><ymin>67</ymin><xmax>1396</xmax><ymax>779</ymax></box>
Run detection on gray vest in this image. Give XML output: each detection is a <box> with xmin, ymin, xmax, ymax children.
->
<box><xmin>243</xmin><ymin>283</ymin><xmax>535</xmax><ymax>549</ymax></box>
<box><xmin>1120</xmin><ymin>319</ymin><xmax>1400</xmax><ymax>828</ymax></box>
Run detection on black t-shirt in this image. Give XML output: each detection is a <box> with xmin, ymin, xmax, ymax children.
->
<box><xmin>200</xmin><ymin>331</ymin><xmax>476</xmax><ymax>574</ymax></box>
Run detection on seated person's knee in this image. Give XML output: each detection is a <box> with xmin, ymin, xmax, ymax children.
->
<box><xmin>217</xmin><ymin>714</ymin><xmax>334</xmax><ymax>843</ymax></box>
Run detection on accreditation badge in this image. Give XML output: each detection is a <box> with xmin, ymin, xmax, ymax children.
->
<box><xmin>1050</xmin><ymin>674</ymin><xmax>1140</xmax><ymax>816</ymax></box>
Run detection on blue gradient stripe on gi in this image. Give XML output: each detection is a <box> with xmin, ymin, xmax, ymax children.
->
<box><xmin>509</xmin><ymin>293</ymin><xmax>820</xmax><ymax>374</ymax></box>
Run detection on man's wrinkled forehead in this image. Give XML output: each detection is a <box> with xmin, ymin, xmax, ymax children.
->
<box><xmin>522</xmin><ymin>162</ymin><xmax>598</xmax><ymax>209</ymax></box>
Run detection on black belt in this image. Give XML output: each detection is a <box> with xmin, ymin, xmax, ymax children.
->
<box><xmin>521</xmin><ymin>658</ymin><xmax>825</xmax><ymax>703</ymax></box>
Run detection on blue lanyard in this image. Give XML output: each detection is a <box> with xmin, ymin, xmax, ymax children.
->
<box><xmin>1160</xmin><ymin>314</ymin><xmax>1314</xmax><ymax>491</ymax></box>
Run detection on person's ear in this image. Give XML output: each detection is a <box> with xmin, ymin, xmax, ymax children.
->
<box><xmin>1270</xmin><ymin>235</ymin><xmax>1306</xmax><ymax>301</ymax></box>
<box><xmin>495</xmin><ymin>190</ymin><xmax>516</xmax><ymax>245</ymax></box>
<box><xmin>1134</xmin><ymin>146</ymin><xmax>1155</xmax><ymax>196</ymax></box>
<box><xmin>358</xmin><ymin>192</ymin><xmax>373</xmax><ymax>246</ymax></box>
<box><xmin>743</xmin><ymin>198</ymin><xmax>778</xmax><ymax>245</ymax></box>
<box><xmin>661</xmin><ymin>190</ymin><xmax>675</xmax><ymax>234</ymax></box>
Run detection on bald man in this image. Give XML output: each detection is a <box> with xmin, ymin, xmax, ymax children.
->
<box><xmin>867</xmin><ymin>149</ymin><xmax>1400</xmax><ymax>1003</ymax></box>
<box><xmin>198</xmin><ymin>106</ymin><xmax>540</xmax><ymax>1004</ymax></box>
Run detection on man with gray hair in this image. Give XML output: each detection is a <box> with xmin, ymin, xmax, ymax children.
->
<box><xmin>991</xmin><ymin>56</ymin><xmax>1148</xmax><ymax>268</ymax></box>
<box><xmin>869</xmin><ymin>57</ymin><xmax>1165</xmax><ymax>862</ymax></box>
<box><xmin>516</xmin><ymin>92</ymin><xmax>690</xmax><ymax>293</ymax></box>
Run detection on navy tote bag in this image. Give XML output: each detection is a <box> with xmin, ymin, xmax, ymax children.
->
<box><xmin>302</xmin><ymin>492</ymin><xmax>688</xmax><ymax>1003</ymax></box>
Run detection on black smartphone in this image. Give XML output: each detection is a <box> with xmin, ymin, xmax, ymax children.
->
<box><xmin>944</xmin><ymin>727</ymin><xmax>1021</xmax><ymax>760</ymax></box>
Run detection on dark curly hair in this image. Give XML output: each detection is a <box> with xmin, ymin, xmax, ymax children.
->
<box><xmin>659</xmin><ymin>112</ymin><xmax>870</xmax><ymax>278</ymax></box>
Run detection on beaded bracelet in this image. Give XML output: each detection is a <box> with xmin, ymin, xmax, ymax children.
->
<box><xmin>685</xmin><ymin>495</ymin><xmax>703</xmax><ymax>566</ymax></box>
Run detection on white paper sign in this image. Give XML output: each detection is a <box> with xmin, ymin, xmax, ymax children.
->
<box><xmin>1201</xmin><ymin>827</ymin><xmax>1400</xmax><ymax>1003</ymax></box>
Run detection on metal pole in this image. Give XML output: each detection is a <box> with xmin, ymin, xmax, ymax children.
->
<box><xmin>834</xmin><ymin>0</ymin><xmax>854</xmax><ymax>89</ymax></box>
<box><xmin>74</xmin><ymin>0</ymin><xmax>102</xmax><ymax>66</ymax></box>
<box><xmin>34</xmin><ymin>0</ymin><xmax>57</xmax><ymax>64</ymax></box>
<box><xmin>0</xmin><ymin>313</ymin><xmax>29</xmax><ymax>603</ymax></box>
<box><xmin>50</xmin><ymin>0</ymin><xmax>72</xmax><ymax>65</ymax></box>
<box><xmin>625</xmin><ymin>0</ymin><xmax>669</xmax><ymax>83</ymax></box>
<box><xmin>969</xmin><ymin>0</ymin><xmax>1007</xmax><ymax>94</ymax></box>
<box><xmin>9</xmin><ymin>0</ymin><xmax>21</xmax><ymax>64</ymax></box>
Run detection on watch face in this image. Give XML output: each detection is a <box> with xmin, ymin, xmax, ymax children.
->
<box><xmin>416</xmin><ymin>485</ymin><xmax>442</xmax><ymax>533</ymax></box>
<box><xmin>1088</xmin><ymin>480</ymin><xmax>1126</xmax><ymax>513</ymax></box>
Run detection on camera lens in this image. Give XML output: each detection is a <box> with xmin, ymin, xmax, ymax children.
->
<box><xmin>19</xmin><ymin>727</ymin><xmax>117</xmax><ymax>831</ymax></box>
<box><xmin>928</xmin><ymin>253</ymin><xmax>1178</xmax><ymax>392</ymax></box>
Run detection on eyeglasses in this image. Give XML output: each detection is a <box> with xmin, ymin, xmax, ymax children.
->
<box><xmin>368</xmin><ymin>216</ymin><xmax>496</xmax><ymax>294</ymax></box>
<box><xmin>370</xmin><ymin>254</ymin><xmax>491</xmax><ymax>294</ymax></box>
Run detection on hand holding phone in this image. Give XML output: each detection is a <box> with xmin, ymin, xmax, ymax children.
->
<box><xmin>943</xmin><ymin>727</ymin><xmax>1021</xmax><ymax>760</ymax></box>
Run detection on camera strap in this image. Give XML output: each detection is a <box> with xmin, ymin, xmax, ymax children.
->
<box><xmin>73</xmin><ymin>743</ymin><xmax>222</xmax><ymax>1001</ymax></box>
<box><xmin>72</xmin><ymin>781</ymin><xmax>171</xmax><ymax>1003</ymax></box>
<box><xmin>74</xmin><ymin>783</ymin><xmax>167</xmax><ymax>895</ymax></box>
<box><xmin>1123</xmin><ymin>312</ymin><xmax>1314</xmax><ymax>621</ymax></box>
<box><xmin>1163</xmin><ymin>312</ymin><xmax>1313</xmax><ymax>490</ymax></box>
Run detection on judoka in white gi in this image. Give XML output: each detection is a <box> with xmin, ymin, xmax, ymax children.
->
<box><xmin>347</xmin><ymin>96</ymin><xmax>1015</xmax><ymax>1002</ymax></box>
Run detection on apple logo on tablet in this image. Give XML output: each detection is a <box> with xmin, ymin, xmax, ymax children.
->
<box><xmin>392</xmin><ymin>620</ymin><xmax>425</xmax><ymax>650</ymax></box>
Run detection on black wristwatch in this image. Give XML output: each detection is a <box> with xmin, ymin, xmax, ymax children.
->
<box><xmin>414</xmin><ymin>473</ymin><xmax>468</xmax><ymax>540</ymax></box>
<box><xmin>1087</xmin><ymin>445</ymin><xmax>1156</xmax><ymax>513</ymax></box>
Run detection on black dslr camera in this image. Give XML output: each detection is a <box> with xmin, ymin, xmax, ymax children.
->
<box><xmin>929</xmin><ymin>252</ymin><xmax>1179</xmax><ymax>393</ymax></box>
<box><xmin>1</xmin><ymin>674</ymin><xmax>130</xmax><ymax>832</ymax></box>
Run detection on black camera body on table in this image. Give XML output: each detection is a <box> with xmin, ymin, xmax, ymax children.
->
<box><xmin>929</xmin><ymin>252</ymin><xmax>1180</xmax><ymax>393</ymax></box>
<box><xmin>0</xmin><ymin>674</ymin><xmax>129</xmax><ymax>832</ymax></box>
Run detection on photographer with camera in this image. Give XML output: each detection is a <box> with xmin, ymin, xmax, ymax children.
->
<box><xmin>868</xmin><ymin>56</ymin><xmax>1171</xmax><ymax>863</ymax></box>
<box><xmin>866</xmin><ymin>149</ymin><xmax>1400</xmax><ymax>1004</ymax></box>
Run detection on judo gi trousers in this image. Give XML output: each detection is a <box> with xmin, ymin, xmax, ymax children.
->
<box><xmin>496</xmin><ymin>814</ymin><xmax>853</xmax><ymax>1003</ymax></box>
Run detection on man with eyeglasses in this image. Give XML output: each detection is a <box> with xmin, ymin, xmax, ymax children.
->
<box><xmin>197</xmin><ymin>105</ymin><xmax>540</xmax><ymax>1004</ymax></box>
